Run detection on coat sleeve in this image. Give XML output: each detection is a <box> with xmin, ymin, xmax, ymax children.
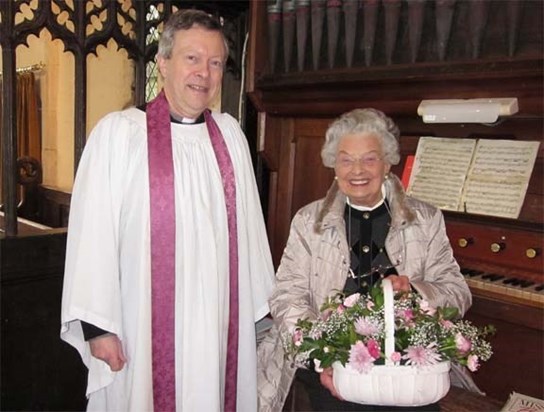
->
<box><xmin>409</xmin><ymin>208</ymin><xmax>472</xmax><ymax>316</ymax></box>
<box><xmin>269</xmin><ymin>210</ymin><xmax>319</xmax><ymax>334</ymax></box>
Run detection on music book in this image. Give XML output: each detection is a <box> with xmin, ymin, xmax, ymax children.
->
<box><xmin>406</xmin><ymin>137</ymin><xmax>540</xmax><ymax>219</ymax></box>
<box><xmin>255</xmin><ymin>316</ymin><xmax>273</xmax><ymax>346</ymax></box>
<box><xmin>501</xmin><ymin>391</ymin><xmax>544</xmax><ymax>412</ymax></box>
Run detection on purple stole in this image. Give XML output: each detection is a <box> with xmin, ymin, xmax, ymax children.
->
<box><xmin>146</xmin><ymin>90</ymin><xmax>239</xmax><ymax>411</ymax></box>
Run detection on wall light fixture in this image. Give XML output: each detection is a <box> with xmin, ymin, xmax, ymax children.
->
<box><xmin>417</xmin><ymin>98</ymin><xmax>519</xmax><ymax>123</ymax></box>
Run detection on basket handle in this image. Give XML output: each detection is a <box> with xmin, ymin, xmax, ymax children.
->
<box><xmin>382</xmin><ymin>278</ymin><xmax>395</xmax><ymax>366</ymax></box>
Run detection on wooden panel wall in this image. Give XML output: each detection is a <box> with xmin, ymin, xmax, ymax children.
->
<box><xmin>1</xmin><ymin>232</ymin><xmax>88</xmax><ymax>410</ymax></box>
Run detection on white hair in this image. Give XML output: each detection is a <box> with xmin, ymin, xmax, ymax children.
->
<box><xmin>321</xmin><ymin>108</ymin><xmax>400</xmax><ymax>168</ymax></box>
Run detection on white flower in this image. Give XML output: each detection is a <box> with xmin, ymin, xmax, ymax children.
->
<box><xmin>419</xmin><ymin>299</ymin><xmax>437</xmax><ymax>316</ymax></box>
<box><xmin>314</xmin><ymin>358</ymin><xmax>324</xmax><ymax>373</ymax></box>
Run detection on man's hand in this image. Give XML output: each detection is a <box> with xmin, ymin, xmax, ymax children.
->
<box><xmin>319</xmin><ymin>367</ymin><xmax>344</xmax><ymax>400</ymax></box>
<box><xmin>387</xmin><ymin>275</ymin><xmax>411</xmax><ymax>292</ymax></box>
<box><xmin>89</xmin><ymin>334</ymin><xmax>127</xmax><ymax>372</ymax></box>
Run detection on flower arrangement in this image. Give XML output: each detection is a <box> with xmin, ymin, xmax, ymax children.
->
<box><xmin>283</xmin><ymin>280</ymin><xmax>494</xmax><ymax>375</ymax></box>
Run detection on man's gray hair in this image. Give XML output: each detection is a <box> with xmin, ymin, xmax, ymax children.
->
<box><xmin>157</xmin><ymin>9</ymin><xmax>229</xmax><ymax>60</ymax></box>
<box><xmin>321</xmin><ymin>108</ymin><xmax>401</xmax><ymax>168</ymax></box>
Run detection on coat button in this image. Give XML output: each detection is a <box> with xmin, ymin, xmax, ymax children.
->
<box><xmin>363</xmin><ymin>212</ymin><xmax>370</xmax><ymax>219</ymax></box>
<box><xmin>362</xmin><ymin>245</ymin><xmax>370</xmax><ymax>253</ymax></box>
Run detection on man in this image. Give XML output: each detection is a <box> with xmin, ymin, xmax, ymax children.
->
<box><xmin>61</xmin><ymin>9</ymin><xmax>275</xmax><ymax>412</ymax></box>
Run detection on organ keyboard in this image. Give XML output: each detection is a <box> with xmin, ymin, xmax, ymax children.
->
<box><xmin>461</xmin><ymin>268</ymin><xmax>544</xmax><ymax>307</ymax></box>
<box><xmin>445</xmin><ymin>216</ymin><xmax>544</xmax><ymax>312</ymax></box>
<box><xmin>443</xmin><ymin>212</ymin><xmax>544</xmax><ymax>401</ymax></box>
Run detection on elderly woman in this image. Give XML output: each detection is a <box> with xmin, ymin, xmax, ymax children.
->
<box><xmin>258</xmin><ymin>109</ymin><xmax>476</xmax><ymax>411</ymax></box>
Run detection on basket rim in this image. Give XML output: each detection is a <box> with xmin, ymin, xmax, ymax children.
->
<box><xmin>332</xmin><ymin>360</ymin><xmax>452</xmax><ymax>376</ymax></box>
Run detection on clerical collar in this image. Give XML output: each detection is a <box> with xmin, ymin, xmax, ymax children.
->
<box><xmin>169</xmin><ymin>111</ymin><xmax>205</xmax><ymax>124</ymax></box>
<box><xmin>347</xmin><ymin>185</ymin><xmax>387</xmax><ymax>211</ymax></box>
<box><xmin>137</xmin><ymin>103</ymin><xmax>205</xmax><ymax>124</ymax></box>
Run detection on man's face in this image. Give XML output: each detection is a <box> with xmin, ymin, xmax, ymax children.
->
<box><xmin>158</xmin><ymin>26</ymin><xmax>226</xmax><ymax>119</ymax></box>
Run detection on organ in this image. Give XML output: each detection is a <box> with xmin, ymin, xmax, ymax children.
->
<box><xmin>248</xmin><ymin>0</ymin><xmax>543</xmax><ymax>402</ymax></box>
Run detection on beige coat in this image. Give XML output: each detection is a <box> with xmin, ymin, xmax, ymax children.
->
<box><xmin>257</xmin><ymin>174</ymin><xmax>473</xmax><ymax>412</ymax></box>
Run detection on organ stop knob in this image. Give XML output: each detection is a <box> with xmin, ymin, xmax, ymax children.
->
<box><xmin>526</xmin><ymin>248</ymin><xmax>539</xmax><ymax>259</ymax></box>
<box><xmin>490</xmin><ymin>242</ymin><xmax>506</xmax><ymax>253</ymax></box>
<box><xmin>458</xmin><ymin>238</ymin><xmax>474</xmax><ymax>248</ymax></box>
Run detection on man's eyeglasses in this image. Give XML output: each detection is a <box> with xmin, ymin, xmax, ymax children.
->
<box><xmin>336</xmin><ymin>153</ymin><xmax>383</xmax><ymax>169</ymax></box>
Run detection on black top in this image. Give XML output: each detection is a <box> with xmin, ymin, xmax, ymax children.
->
<box><xmin>343</xmin><ymin>201</ymin><xmax>397</xmax><ymax>295</ymax></box>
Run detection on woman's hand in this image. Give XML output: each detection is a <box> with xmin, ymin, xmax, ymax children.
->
<box><xmin>89</xmin><ymin>334</ymin><xmax>127</xmax><ymax>372</ymax></box>
<box><xmin>319</xmin><ymin>367</ymin><xmax>344</xmax><ymax>400</ymax></box>
<box><xmin>386</xmin><ymin>274</ymin><xmax>411</xmax><ymax>292</ymax></box>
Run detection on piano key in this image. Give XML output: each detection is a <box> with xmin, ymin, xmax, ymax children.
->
<box><xmin>462</xmin><ymin>268</ymin><xmax>544</xmax><ymax>306</ymax></box>
<box><xmin>481</xmin><ymin>273</ymin><xmax>505</xmax><ymax>282</ymax></box>
<box><xmin>519</xmin><ymin>280</ymin><xmax>535</xmax><ymax>288</ymax></box>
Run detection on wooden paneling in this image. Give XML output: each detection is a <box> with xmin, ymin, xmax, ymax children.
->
<box><xmin>291</xmin><ymin>122</ymin><xmax>334</xmax><ymax>214</ymax></box>
<box><xmin>466</xmin><ymin>296</ymin><xmax>544</xmax><ymax>401</ymax></box>
<box><xmin>1</xmin><ymin>232</ymin><xmax>87</xmax><ymax>411</ymax></box>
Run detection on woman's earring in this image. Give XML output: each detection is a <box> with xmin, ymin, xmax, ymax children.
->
<box><xmin>334</xmin><ymin>176</ymin><xmax>338</xmax><ymax>181</ymax></box>
<box><xmin>384</xmin><ymin>173</ymin><xmax>389</xmax><ymax>180</ymax></box>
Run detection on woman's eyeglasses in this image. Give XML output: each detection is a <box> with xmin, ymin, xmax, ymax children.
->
<box><xmin>336</xmin><ymin>153</ymin><xmax>383</xmax><ymax>169</ymax></box>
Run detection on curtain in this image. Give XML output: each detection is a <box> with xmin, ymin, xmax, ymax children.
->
<box><xmin>16</xmin><ymin>71</ymin><xmax>41</xmax><ymax>161</ymax></box>
<box><xmin>0</xmin><ymin>78</ymin><xmax>3</xmax><ymax>205</ymax></box>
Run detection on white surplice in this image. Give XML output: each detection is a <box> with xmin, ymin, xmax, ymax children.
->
<box><xmin>61</xmin><ymin>108</ymin><xmax>275</xmax><ymax>411</ymax></box>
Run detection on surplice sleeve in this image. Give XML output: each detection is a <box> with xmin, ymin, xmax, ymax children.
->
<box><xmin>60</xmin><ymin>111</ymin><xmax>132</xmax><ymax>396</ymax></box>
<box><xmin>215</xmin><ymin>113</ymin><xmax>276</xmax><ymax>322</ymax></box>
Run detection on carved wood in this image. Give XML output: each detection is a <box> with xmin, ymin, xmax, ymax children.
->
<box><xmin>1</xmin><ymin>0</ymin><xmax>248</xmax><ymax>236</ymax></box>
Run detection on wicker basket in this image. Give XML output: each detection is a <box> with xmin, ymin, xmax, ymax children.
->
<box><xmin>332</xmin><ymin>278</ymin><xmax>451</xmax><ymax>406</ymax></box>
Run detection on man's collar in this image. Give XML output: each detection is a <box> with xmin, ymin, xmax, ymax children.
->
<box><xmin>137</xmin><ymin>103</ymin><xmax>205</xmax><ymax>124</ymax></box>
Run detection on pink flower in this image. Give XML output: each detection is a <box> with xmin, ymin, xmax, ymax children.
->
<box><xmin>348</xmin><ymin>341</ymin><xmax>376</xmax><ymax>373</ymax></box>
<box><xmin>455</xmin><ymin>333</ymin><xmax>472</xmax><ymax>354</ymax></box>
<box><xmin>419</xmin><ymin>299</ymin><xmax>437</xmax><ymax>316</ymax></box>
<box><xmin>400</xmin><ymin>309</ymin><xmax>414</xmax><ymax>322</ymax></box>
<box><xmin>321</xmin><ymin>308</ymin><xmax>334</xmax><ymax>321</ymax></box>
<box><xmin>440</xmin><ymin>320</ymin><xmax>454</xmax><ymax>329</ymax></box>
<box><xmin>467</xmin><ymin>355</ymin><xmax>480</xmax><ymax>372</ymax></box>
<box><xmin>354</xmin><ymin>316</ymin><xmax>380</xmax><ymax>336</ymax></box>
<box><xmin>366</xmin><ymin>301</ymin><xmax>375</xmax><ymax>310</ymax></box>
<box><xmin>390</xmin><ymin>351</ymin><xmax>402</xmax><ymax>363</ymax></box>
<box><xmin>343</xmin><ymin>293</ymin><xmax>360</xmax><ymax>308</ymax></box>
<box><xmin>366</xmin><ymin>339</ymin><xmax>381</xmax><ymax>359</ymax></box>
<box><xmin>293</xmin><ymin>329</ymin><xmax>303</xmax><ymax>347</ymax></box>
<box><xmin>403</xmin><ymin>344</ymin><xmax>441</xmax><ymax>366</ymax></box>
<box><xmin>336</xmin><ymin>305</ymin><xmax>345</xmax><ymax>314</ymax></box>
<box><xmin>397</xmin><ymin>308</ymin><xmax>415</xmax><ymax>327</ymax></box>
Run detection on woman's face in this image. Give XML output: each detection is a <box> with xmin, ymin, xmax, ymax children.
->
<box><xmin>334</xmin><ymin>133</ymin><xmax>391</xmax><ymax>207</ymax></box>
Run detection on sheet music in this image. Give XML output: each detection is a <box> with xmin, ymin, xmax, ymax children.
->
<box><xmin>407</xmin><ymin>137</ymin><xmax>476</xmax><ymax>211</ymax></box>
<box><xmin>501</xmin><ymin>391</ymin><xmax>544</xmax><ymax>411</ymax></box>
<box><xmin>461</xmin><ymin>139</ymin><xmax>540</xmax><ymax>218</ymax></box>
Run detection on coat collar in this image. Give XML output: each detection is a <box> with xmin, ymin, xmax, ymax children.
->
<box><xmin>315</xmin><ymin>173</ymin><xmax>415</xmax><ymax>234</ymax></box>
